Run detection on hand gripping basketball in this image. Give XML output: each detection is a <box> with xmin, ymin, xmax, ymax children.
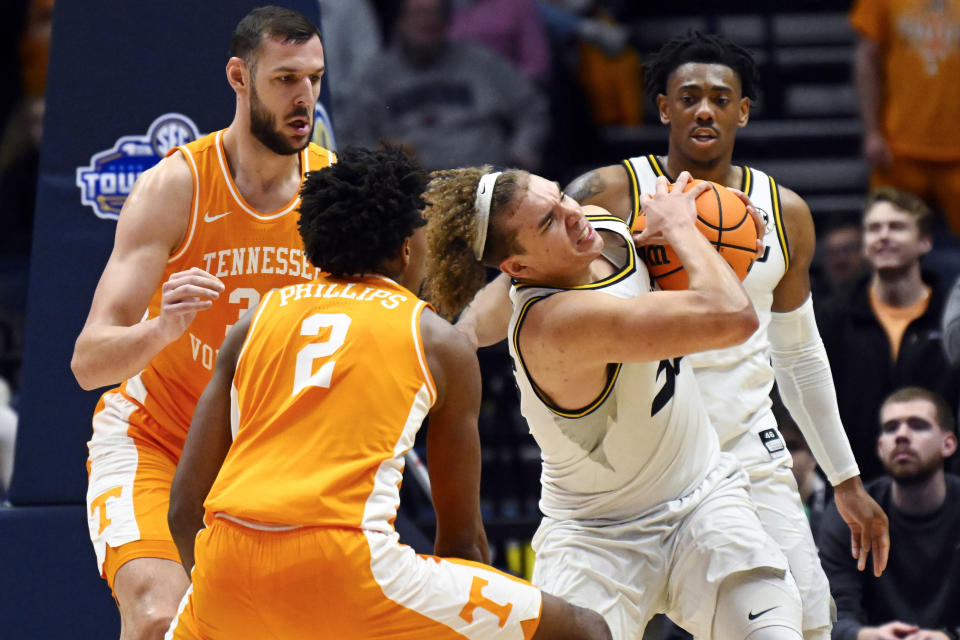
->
<box><xmin>632</xmin><ymin>179</ymin><xmax>760</xmax><ymax>290</ymax></box>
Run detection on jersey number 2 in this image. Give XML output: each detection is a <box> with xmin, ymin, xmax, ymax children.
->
<box><xmin>292</xmin><ymin>313</ymin><xmax>352</xmax><ymax>395</ymax></box>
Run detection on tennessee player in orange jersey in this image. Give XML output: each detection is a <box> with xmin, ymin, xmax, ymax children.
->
<box><xmin>70</xmin><ymin>7</ymin><xmax>334</xmax><ymax>640</ymax></box>
<box><xmin>165</xmin><ymin>146</ymin><xmax>612</xmax><ymax>640</ymax></box>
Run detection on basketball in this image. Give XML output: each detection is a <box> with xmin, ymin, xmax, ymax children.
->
<box><xmin>631</xmin><ymin>179</ymin><xmax>757</xmax><ymax>290</ymax></box>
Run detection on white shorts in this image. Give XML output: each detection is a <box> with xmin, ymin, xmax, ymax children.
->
<box><xmin>531</xmin><ymin>454</ymin><xmax>792</xmax><ymax>640</ymax></box>
<box><xmin>724</xmin><ymin>416</ymin><xmax>835</xmax><ymax>637</ymax></box>
<box><xmin>86</xmin><ymin>391</ymin><xmax>182</xmax><ymax>588</ymax></box>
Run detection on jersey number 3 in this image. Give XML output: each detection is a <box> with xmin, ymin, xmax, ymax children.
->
<box><xmin>292</xmin><ymin>313</ymin><xmax>352</xmax><ymax>395</ymax></box>
<box><xmin>652</xmin><ymin>357</ymin><xmax>681</xmax><ymax>416</ymax></box>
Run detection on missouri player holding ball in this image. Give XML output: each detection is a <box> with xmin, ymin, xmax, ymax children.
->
<box><xmin>424</xmin><ymin>165</ymin><xmax>804</xmax><ymax>639</ymax></box>
<box><xmin>456</xmin><ymin>31</ymin><xmax>889</xmax><ymax>640</ymax></box>
<box><xmin>632</xmin><ymin>179</ymin><xmax>758</xmax><ymax>289</ymax></box>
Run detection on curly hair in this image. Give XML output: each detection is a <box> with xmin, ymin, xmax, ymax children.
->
<box><xmin>644</xmin><ymin>31</ymin><xmax>760</xmax><ymax>104</ymax></box>
<box><xmin>422</xmin><ymin>167</ymin><xmax>526</xmax><ymax>319</ymax></box>
<box><xmin>298</xmin><ymin>146</ymin><xmax>427</xmax><ymax>277</ymax></box>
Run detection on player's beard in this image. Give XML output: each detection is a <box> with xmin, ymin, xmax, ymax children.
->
<box><xmin>249</xmin><ymin>82</ymin><xmax>312</xmax><ymax>156</ymax></box>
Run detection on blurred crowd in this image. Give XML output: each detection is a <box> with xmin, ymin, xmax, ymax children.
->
<box><xmin>2</xmin><ymin>5</ymin><xmax>960</xmax><ymax>635</ymax></box>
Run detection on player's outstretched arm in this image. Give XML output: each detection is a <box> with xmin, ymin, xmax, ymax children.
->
<box><xmin>421</xmin><ymin>309</ymin><xmax>489</xmax><ymax>564</ymax></box>
<box><xmin>768</xmin><ymin>187</ymin><xmax>889</xmax><ymax>575</ymax></box>
<box><xmin>167</xmin><ymin>310</ymin><xmax>251</xmax><ymax>576</ymax></box>
<box><xmin>454</xmin><ymin>272</ymin><xmax>512</xmax><ymax>349</ymax></box>
<box><xmin>71</xmin><ymin>153</ymin><xmax>224</xmax><ymax>390</ymax></box>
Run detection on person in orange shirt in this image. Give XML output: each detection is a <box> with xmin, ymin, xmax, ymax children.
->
<box><xmin>71</xmin><ymin>7</ymin><xmax>334</xmax><ymax>639</ymax></box>
<box><xmin>166</xmin><ymin>146</ymin><xmax>611</xmax><ymax>640</ymax></box>
<box><xmin>851</xmin><ymin>0</ymin><xmax>960</xmax><ymax>234</ymax></box>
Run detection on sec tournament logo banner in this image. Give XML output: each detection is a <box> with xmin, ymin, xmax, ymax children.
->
<box><xmin>312</xmin><ymin>100</ymin><xmax>337</xmax><ymax>151</ymax></box>
<box><xmin>76</xmin><ymin>113</ymin><xmax>201</xmax><ymax>220</ymax></box>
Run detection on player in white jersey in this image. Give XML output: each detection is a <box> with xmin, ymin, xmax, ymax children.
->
<box><xmin>424</xmin><ymin>167</ymin><xmax>804</xmax><ymax>640</ymax></box>
<box><xmin>455</xmin><ymin>32</ymin><xmax>890</xmax><ymax>640</ymax></box>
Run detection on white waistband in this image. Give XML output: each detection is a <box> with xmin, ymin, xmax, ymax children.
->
<box><xmin>214</xmin><ymin>512</ymin><xmax>301</xmax><ymax>531</ymax></box>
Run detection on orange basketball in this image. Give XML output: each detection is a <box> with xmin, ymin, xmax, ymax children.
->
<box><xmin>631</xmin><ymin>179</ymin><xmax>757</xmax><ymax>290</ymax></box>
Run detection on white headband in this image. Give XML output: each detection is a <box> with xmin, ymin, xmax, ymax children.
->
<box><xmin>472</xmin><ymin>171</ymin><xmax>502</xmax><ymax>261</ymax></box>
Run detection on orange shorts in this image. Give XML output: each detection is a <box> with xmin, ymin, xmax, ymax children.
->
<box><xmin>86</xmin><ymin>390</ymin><xmax>184</xmax><ymax>589</ymax></box>
<box><xmin>168</xmin><ymin>517</ymin><xmax>543</xmax><ymax>640</ymax></box>
<box><xmin>871</xmin><ymin>156</ymin><xmax>960</xmax><ymax>235</ymax></box>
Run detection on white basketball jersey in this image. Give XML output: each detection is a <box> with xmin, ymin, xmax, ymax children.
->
<box><xmin>507</xmin><ymin>215</ymin><xmax>720</xmax><ymax>521</ymax></box>
<box><xmin>623</xmin><ymin>155</ymin><xmax>790</xmax><ymax>445</ymax></box>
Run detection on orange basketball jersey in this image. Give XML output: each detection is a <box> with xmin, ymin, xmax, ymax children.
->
<box><xmin>106</xmin><ymin>129</ymin><xmax>335</xmax><ymax>455</ymax></box>
<box><xmin>204</xmin><ymin>275</ymin><xmax>436</xmax><ymax>531</ymax></box>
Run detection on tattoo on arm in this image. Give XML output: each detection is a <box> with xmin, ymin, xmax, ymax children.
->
<box><xmin>566</xmin><ymin>173</ymin><xmax>606</xmax><ymax>203</ymax></box>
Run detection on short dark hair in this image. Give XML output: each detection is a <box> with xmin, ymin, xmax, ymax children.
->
<box><xmin>644</xmin><ymin>31</ymin><xmax>760</xmax><ymax>104</ymax></box>
<box><xmin>230</xmin><ymin>6</ymin><xmax>321</xmax><ymax>65</ymax></box>
<box><xmin>864</xmin><ymin>186</ymin><xmax>933</xmax><ymax>238</ymax></box>
<box><xmin>881</xmin><ymin>386</ymin><xmax>956</xmax><ymax>436</ymax></box>
<box><xmin>298</xmin><ymin>146</ymin><xmax>428</xmax><ymax>276</ymax></box>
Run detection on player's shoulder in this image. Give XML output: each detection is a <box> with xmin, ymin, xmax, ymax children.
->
<box><xmin>420</xmin><ymin>306</ymin><xmax>472</xmax><ymax>355</ymax></box>
<box><xmin>752</xmin><ymin>167</ymin><xmax>811</xmax><ymax>233</ymax></box>
<box><xmin>133</xmin><ymin>149</ymin><xmax>193</xmax><ymax>197</ymax></box>
<box><xmin>419</xmin><ymin>306</ymin><xmax>478</xmax><ymax>392</ymax></box>
<box><xmin>775</xmin><ymin>183</ymin><xmax>814</xmax><ymax>234</ymax></box>
<box><xmin>566</xmin><ymin>163</ymin><xmax>630</xmax><ymax>196</ymax></box>
<box><xmin>113</xmin><ymin>150</ymin><xmax>194</xmax><ymax>248</ymax></box>
<box><xmin>566</xmin><ymin>163</ymin><xmax>632</xmax><ymax>220</ymax></box>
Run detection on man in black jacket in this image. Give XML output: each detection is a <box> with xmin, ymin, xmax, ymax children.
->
<box><xmin>818</xmin><ymin>386</ymin><xmax>960</xmax><ymax>640</ymax></box>
<box><xmin>817</xmin><ymin>187</ymin><xmax>960</xmax><ymax>481</ymax></box>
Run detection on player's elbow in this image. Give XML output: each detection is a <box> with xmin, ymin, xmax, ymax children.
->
<box><xmin>70</xmin><ymin>350</ymin><xmax>101</xmax><ymax>391</ymax></box>
<box><xmin>731</xmin><ymin>303</ymin><xmax>759</xmax><ymax>341</ymax></box>
<box><xmin>434</xmin><ymin>521</ymin><xmax>489</xmax><ymax>564</ymax></box>
<box><xmin>435</xmin><ymin>538</ymin><xmax>487</xmax><ymax>564</ymax></box>
<box><xmin>711</xmin><ymin>302</ymin><xmax>758</xmax><ymax>348</ymax></box>
<box><xmin>167</xmin><ymin>493</ymin><xmax>197</xmax><ymax>550</ymax></box>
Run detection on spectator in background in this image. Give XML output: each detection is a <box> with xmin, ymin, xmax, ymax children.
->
<box><xmin>818</xmin><ymin>386</ymin><xmax>960</xmax><ymax>640</ymax></box>
<box><xmin>0</xmin><ymin>0</ymin><xmax>53</xmax><ymax>392</ymax></box>
<box><xmin>536</xmin><ymin>0</ymin><xmax>637</xmax><ymax>128</ymax></box>
<box><xmin>818</xmin><ymin>187</ymin><xmax>960</xmax><ymax>482</ymax></box>
<box><xmin>813</xmin><ymin>220</ymin><xmax>870</xmax><ymax>300</ymax></box>
<box><xmin>317</xmin><ymin>0</ymin><xmax>382</xmax><ymax>120</ymax></box>
<box><xmin>537</xmin><ymin>0</ymin><xmax>629</xmax><ymax>58</ymax></box>
<box><xmin>338</xmin><ymin>0</ymin><xmax>548</xmax><ymax>172</ymax></box>
<box><xmin>0</xmin><ymin>95</ymin><xmax>43</xmax><ymax>258</ymax></box>
<box><xmin>448</xmin><ymin>0</ymin><xmax>551</xmax><ymax>85</ymax></box>
<box><xmin>851</xmin><ymin>0</ymin><xmax>960</xmax><ymax>236</ymax></box>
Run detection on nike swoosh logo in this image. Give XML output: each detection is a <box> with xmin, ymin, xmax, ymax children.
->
<box><xmin>203</xmin><ymin>210</ymin><xmax>232</xmax><ymax>223</ymax></box>
<box><xmin>748</xmin><ymin>606</ymin><xmax>779</xmax><ymax>620</ymax></box>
